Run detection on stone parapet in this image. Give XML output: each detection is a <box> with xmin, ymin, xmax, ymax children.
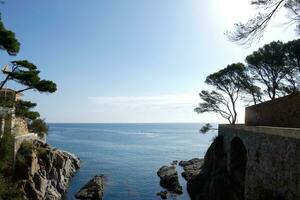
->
<box><xmin>245</xmin><ymin>93</ymin><xmax>300</xmax><ymax>128</ymax></box>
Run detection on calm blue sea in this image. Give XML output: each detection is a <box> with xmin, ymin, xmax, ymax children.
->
<box><xmin>47</xmin><ymin>123</ymin><xmax>217</xmax><ymax>200</ymax></box>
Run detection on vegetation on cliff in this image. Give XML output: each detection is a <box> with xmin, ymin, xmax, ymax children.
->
<box><xmin>14</xmin><ymin>140</ymin><xmax>80</xmax><ymax>200</ymax></box>
<box><xmin>0</xmin><ymin>6</ymin><xmax>56</xmax><ymax>199</ymax></box>
<box><xmin>0</xmin><ymin>131</ymin><xmax>79</xmax><ymax>200</ymax></box>
<box><xmin>0</xmin><ymin>133</ymin><xmax>22</xmax><ymax>200</ymax></box>
<box><xmin>0</xmin><ymin>6</ymin><xmax>56</xmax><ymax>137</ymax></box>
<box><xmin>0</xmin><ymin>176</ymin><xmax>22</xmax><ymax>200</ymax></box>
<box><xmin>0</xmin><ymin>60</ymin><xmax>56</xmax><ymax>137</ymax></box>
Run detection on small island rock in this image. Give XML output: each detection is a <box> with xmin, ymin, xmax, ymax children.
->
<box><xmin>157</xmin><ymin>165</ymin><xmax>183</xmax><ymax>194</ymax></box>
<box><xmin>156</xmin><ymin>190</ymin><xmax>168</xmax><ymax>199</ymax></box>
<box><xmin>75</xmin><ymin>175</ymin><xmax>104</xmax><ymax>200</ymax></box>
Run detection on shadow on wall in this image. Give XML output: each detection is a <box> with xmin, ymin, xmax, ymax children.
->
<box><xmin>187</xmin><ymin>135</ymin><xmax>247</xmax><ymax>200</ymax></box>
<box><xmin>187</xmin><ymin>133</ymin><xmax>290</xmax><ymax>200</ymax></box>
<box><xmin>187</xmin><ymin>135</ymin><xmax>231</xmax><ymax>200</ymax></box>
<box><xmin>230</xmin><ymin>137</ymin><xmax>247</xmax><ymax>200</ymax></box>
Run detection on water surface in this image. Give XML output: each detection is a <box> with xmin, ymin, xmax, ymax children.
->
<box><xmin>47</xmin><ymin>123</ymin><xmax>216</xmax><ymax>200</ymax></box>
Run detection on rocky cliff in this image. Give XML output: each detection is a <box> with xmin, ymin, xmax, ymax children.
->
<box><xmin>14</xmin><ymin>140</ymin><xmax>80</xmax><ymax>200</ymax></box>
<box><xmin>187</xmin><ymin>135</ymin><xmax>234</xmax><ymax>200</ymax></box>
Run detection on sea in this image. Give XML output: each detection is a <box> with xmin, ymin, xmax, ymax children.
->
<box><xmin>47</xmin><ymin>123</ymin><xmax>217</xmax><ymax>200</ymax></box>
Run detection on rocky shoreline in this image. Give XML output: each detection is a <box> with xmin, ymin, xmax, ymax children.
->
<box><xmin>14</xmin><ymin>138</ymin><xmax>206</xmax><ymax>200</ymax></box>
<box><xmin>157</xmin><ymin>165</ymin><xmax>183</xmax><ymax>194</ymax></box>
<box><xmin>156</xmin><ymin>158</ymin><xmax>204</xmax><ymax>199</ymax></box>
<box><xmin>75</xmin><ymin>175</ymin><xmax>105</xmax><ymax>200</ymax></box>
<box><xmin>179</xmin><ymin>158</ymin><xmax>204</xmax><ymax>181</ymax></box>
<box><xmin>14</xmin><ymin>140</ymin><xmax>80</xmax><ymax>200</ymax></box>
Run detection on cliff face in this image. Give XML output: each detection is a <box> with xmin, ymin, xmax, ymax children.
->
<box><xmin>14</xmin><ymin>140</ymin><xmax>80</xmax><ymax>200</ymax></box>
<box><xmin>187</xmin><ymin>135</ymin><xmax>240</xmax><ymax>200</ymax></box>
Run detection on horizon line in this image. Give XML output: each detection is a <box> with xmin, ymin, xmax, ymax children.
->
<box><xmin>46</xmin><ymin>121</ymin><xmax>221</xmax><ymax>124</ymax></box>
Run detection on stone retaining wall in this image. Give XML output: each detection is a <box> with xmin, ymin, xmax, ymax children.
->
<box><xmin>245</xmin><ymin>93</ymin><xmax>300</xmax><ymax>128</ymax></box>
<box><xmin>220</xmin><ymin>124</ymin><xmax>300</xmax><ymax>200</ymax></box>
<box><xmin>13</xmin><ymin>117</ymin><xmax>29</xmax><ymax>136</ymax></box>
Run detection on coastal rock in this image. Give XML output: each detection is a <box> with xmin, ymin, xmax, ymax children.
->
<box><xmin>157</xmin><ymin>165</ymin><xmax>183</xmax><ymax>194</ymax></box>
<box><xmin>187</xmin><ymin>135</ymin><xmax>232</xmax><ymax>200</ymax></box>
<box><xmin>179</xmin><ymin>158</ymin><xmax>204</xmax><ymax>181</ymax></box>
<box><xmin>156</xmin><ymin>190</ymin><xmax>168</xmax><ymax>199</ymax></box>
<box><xmin>171</xmin><ymin>160</ymin><xmax>178</xmax><ymax>166</ymax></box>
<box><xmin>75</xmin><ymin>175</ymin><xmax>104</xmax><ymax>200</ymax></box>
<box><xmin>14</xmin><ymin>140</ymin><xmax>80</xmax><ymax>200</ymax></box>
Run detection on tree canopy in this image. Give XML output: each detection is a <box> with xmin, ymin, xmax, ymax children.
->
<box><xmin>0</xmin><ymin>17</ymin><xmax>20</xmax><ymax>55</ymax></box>
<box><xmin>245</xmin><ymin>41</ymin><xmax>290</xmax><ymax>99</ymax></box>
<box><xmin>228</xmin><ymin>0</ymin><xmax>300</xmax><ymax>45</ymax></box>
<box><xmin>28</xmin><ymin>119</ymin><xmax>48</xmax><ymax>138</ymax></box>
<box><xmin>15</xmin><ymin>100</ymin><xmax>40</xmax><ymax>121</ymax></box>
<box><xmin>238</xmin><ymin>73</ymin><xmax>263</xmax><ymax>105</ymax></box>
<box><xmin>195</xmin><ymin>39</ymin><xmax>300</xmax><ymax>128</ymax></box>
<box><xmin>285</xmin><ymin>38</ymin><xmax>300</xmax><ymax>71</ymax></box>
<box><xmin>244</xmin><ymin>40</ymin><xmax>300</xmax><ymax>99</ymax></box>
<box><xmin>0</xmin><ymin>60</ymin><xmax>57</xmax><ymax>94</ymax></box>
<box><xmin>195</xmin><ymin>63</ymin><xmax>246</xmax><ymax>124</ymax></box>
<box><xmin>0</xmin><ymin>8</ymin><xmax>53</xmax><ymax>199</ymax></box>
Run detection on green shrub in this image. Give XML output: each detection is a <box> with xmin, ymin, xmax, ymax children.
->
<box><xmin>15</xmin><ymin>141</ymin><xmax>33</xmax><ymax>166</ymax></box>
<box><xmin>0</xmin><ymin>93</ymin><xmax>15</xmax><ymax>108</ymax></box>
<box><xmin>18</xmin><ymin>141</ymin><xmax>33</xmax><ymax>155</ymax></box>
<box><xmin>0</xmin><ymin>132</ymin><xmax>15</xmax><ymax>176</ymax></box>
<box><xmin>28</xmin><ymin>118</ymin><xmax>48</xmax><ymax>138</ymax></box>
<box><xmin>15</xmin><ymin>100</ymin><xmax>40</xmax><ymax>120</ymax></box>
<box><xmin>14</xmin><ymin>141</ymin><xmax>34</xmax><ymax>180</ymax></box>
<box><xmin>37</xmin><ymin>146</ymin><xmax>48</xmax><ymax>158</ymax></box>
<box><xmin>0</xmin><ymin>175</ymin><xmax>22</xmax><ymax>200</ymax></box>
<box><xmin>0</xmin><ymin>133</ymin><xmax>22</xmax><ymax>200</ymax></box>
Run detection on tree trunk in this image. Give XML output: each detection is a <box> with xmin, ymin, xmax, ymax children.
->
<box><xmin>0</xmin><ymin>75</ymin><xmax>10</xmax><ymax>90</ymax></box>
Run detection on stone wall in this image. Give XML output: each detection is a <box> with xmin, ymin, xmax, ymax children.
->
<box><xmin>220</xmin><ymin>125</ymin><xmax>300</xmax><ymax>200</ymax></box>
<box><xmin>0</xmin><ymin>106</ymin><xmax>30</xmax><ymax>137</ymax></box>
<box><xmin>13</xmin><ymin>117</ymin><xmax>29</xmax><ymax>136</ymax></box>
<box><xmin>245</xmin><ymin>93</ymin><xmax>300</xmax><ymax>128</ymax></box>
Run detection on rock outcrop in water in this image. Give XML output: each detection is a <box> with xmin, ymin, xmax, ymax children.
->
<box><xmin>75</xmin><ymin>175</ymin><xmax>104</xmax><ymax>200</ymax></box>
<box><xmin>179</xmin><ymin>158</ymin><xmax>203</xmax><ymax>181</ymax></box>
<box><xmin>156</xmin><ymin>190</ymin><xmax>168</xmax><ymax>199</ymax></box>
<box><xmin>14</xmin><ymin>140</ymin><xmax>80</xmax><ymax>200</ymax></box>
<box><xmin>157</xmin><ymin>165</ymin><xmax>183</xmax><ymax>194</ymax></box>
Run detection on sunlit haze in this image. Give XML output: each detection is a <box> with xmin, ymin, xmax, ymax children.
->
<box><xmin>0</xmin><ymin>0</ymin><xmax>297</xmax><ymax>123</ymax></box>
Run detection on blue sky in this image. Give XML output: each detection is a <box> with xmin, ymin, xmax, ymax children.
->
<box><xmin>0</xmin><ymin>0</ymin><xmax>298</xmax><ymax>123</ymax></box>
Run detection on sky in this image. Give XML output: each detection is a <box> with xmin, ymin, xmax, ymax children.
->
<box><xmin>0</xmin><ymin>0</ymin><xmax>298</xmax><ymax>123</ymax></box>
